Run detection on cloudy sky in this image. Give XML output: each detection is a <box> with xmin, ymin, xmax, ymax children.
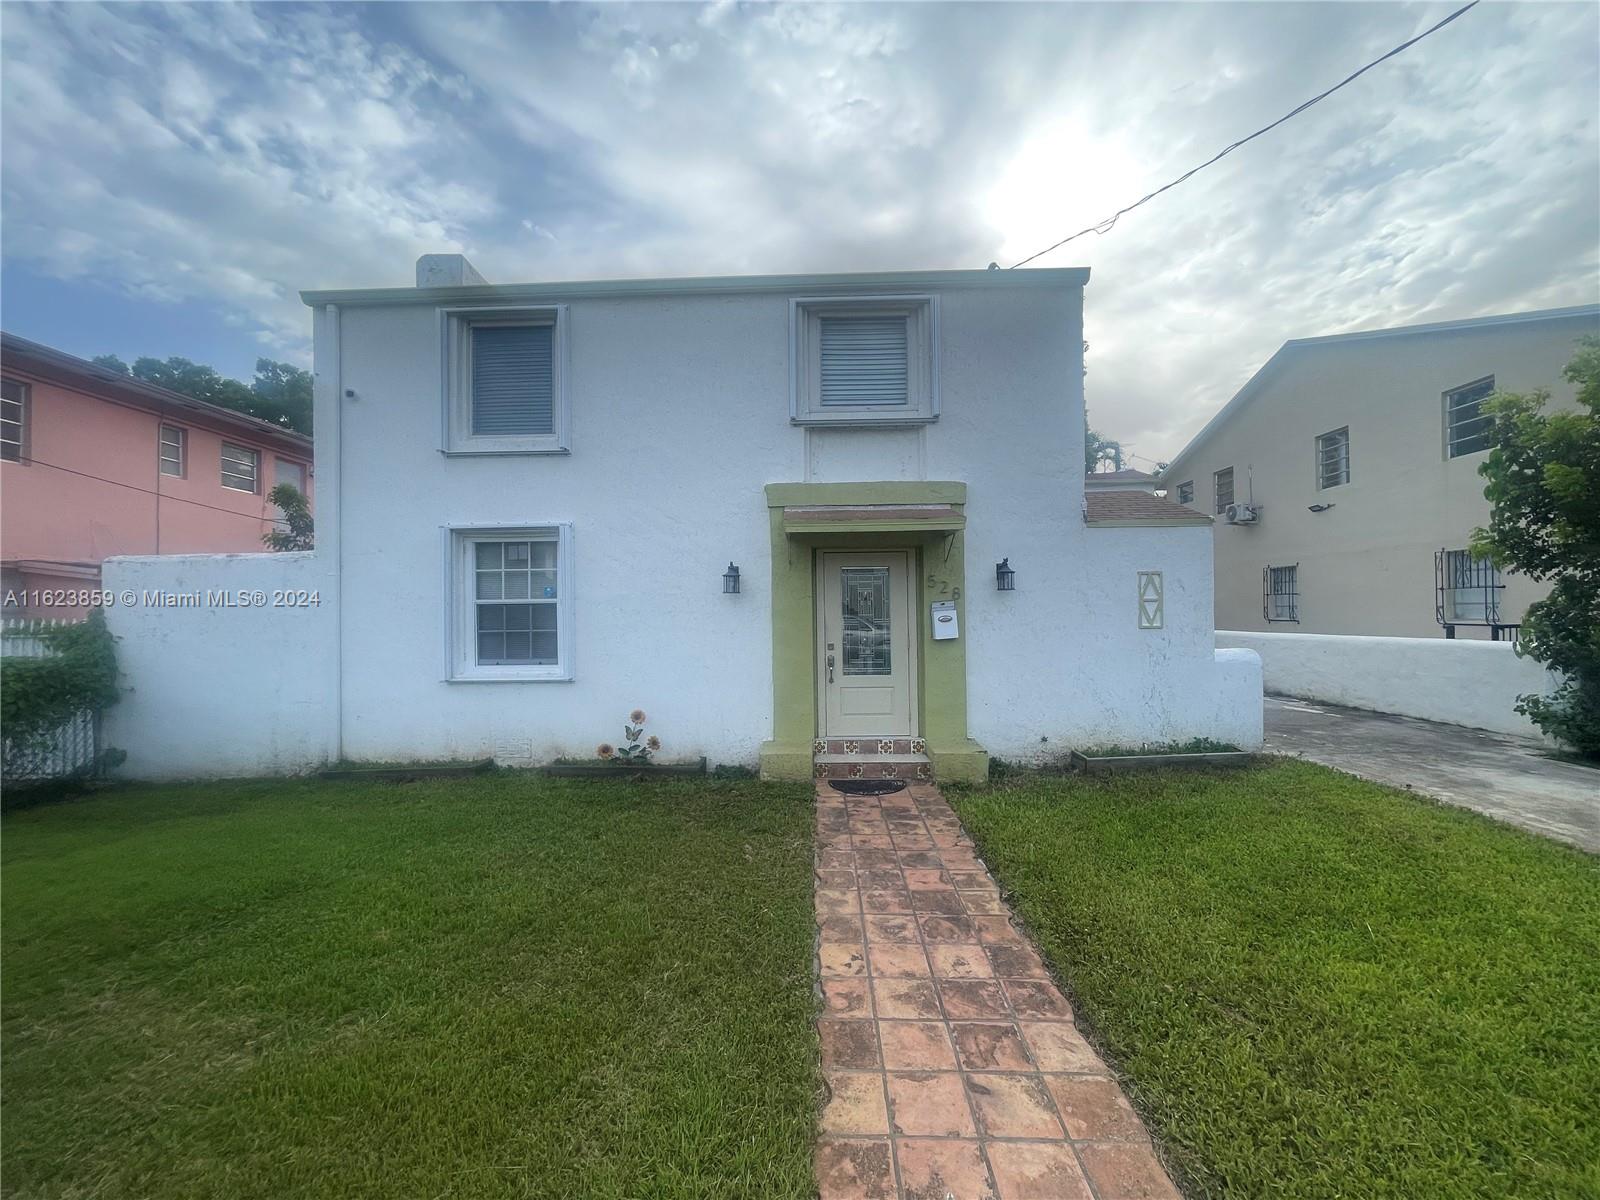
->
<box><xmin>2</xmin><ymin>2</ymin><xmax>1596</xmax><ymax>462</ymax></box>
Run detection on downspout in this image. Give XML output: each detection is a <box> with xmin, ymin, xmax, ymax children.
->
<box><xmin>323</xmin><ymin>304</ymin><xmax>344</xmax><ymax>764</ymax></box>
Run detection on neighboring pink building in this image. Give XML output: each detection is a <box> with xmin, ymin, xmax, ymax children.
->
<box><xmin>1</xmin><ymin>332</ymin><xmax>313</xmax><ymax>617</ymax></box>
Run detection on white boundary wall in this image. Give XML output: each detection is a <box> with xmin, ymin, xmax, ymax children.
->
<box><xmin>102</xmin><ymin>553</ymin><xmax>337</xmax><ymax>778</ymax></box>
<box><xmin>1217</xmin><ymin>630</ymin><xmax>1563</xmax><ymax>740</ymax></box>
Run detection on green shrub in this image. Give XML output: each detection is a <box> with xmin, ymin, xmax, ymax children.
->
<box><xmin>1</xmin><ymin>611</ymin><xmax>120</xmax><ymax>750</ymax></box>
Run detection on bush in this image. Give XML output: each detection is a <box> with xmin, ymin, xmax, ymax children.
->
<box><xmin>1</xmin><ymin>611</ymin><xmax>120</xmax><ymax>751</ymax></box>
<box><xmin>1473</xmin><ymin>335</ymin><xmax>1600</xmax><ymax>757</ymax></box>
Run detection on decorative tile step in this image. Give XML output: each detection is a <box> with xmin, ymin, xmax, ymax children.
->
<box><xmin>813</xmin><ymin>737</ymin><xmax>927</xmax><ymax>756</ymax></box>
<box><xmin>813</xmin><ymin>753</ymin><xmax>932</xmax><ymax>781</ymax></box>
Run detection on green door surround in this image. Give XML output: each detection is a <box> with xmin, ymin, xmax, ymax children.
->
<box><xmin>759</xmin><ymin>482</ymin><xmax>989</xmax><ymax>784</ymax></box>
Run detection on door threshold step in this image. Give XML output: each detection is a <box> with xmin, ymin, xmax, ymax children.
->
<box><xmin>813</xmin><ymin>737</ymin><xmax>927</xmax><ymax>756</ymax></box>
<box><xmin>814</xmin><ymin>752</ymin><xmax>930</xmax><ymax>765</ymax></box>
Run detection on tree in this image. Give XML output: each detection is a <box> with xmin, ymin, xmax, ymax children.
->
<box><xmin>262</xmin><ymin>484</ymin><xmax>314</xmax><ymax>552</ymax></box>
<box><xmin>92</xmin><ymin>353</ymin><xmax>311</xmax><ymax>434</ymax></box>
<box><xmin>1470</xmin><ymin>335</ymin><xmax>1600</xmax><ymax>756</ymax></box>
<box><xmin>1084</xmin><ymin>411</ymin><xmax>1124</xmax><ymax>474</ymax></box>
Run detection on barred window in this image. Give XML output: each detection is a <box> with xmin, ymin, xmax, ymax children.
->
<box><xmin>1445</xmin><ymin>377</ymin><xmax>1495</xmax><ymax>458</ymax></box>
<box><xmin>1316</xmin><ymin>427</ymin><xmax>1349</xmax><ymax>488</ymax></box>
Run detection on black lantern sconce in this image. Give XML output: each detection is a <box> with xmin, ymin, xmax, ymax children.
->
<box><xmin>995</xmin><ymin>558</ymin><xmax>1015</xmax><ymax>591</ymax></box>
<box><xmin>723</xmin><ymin>562</ymin><xmax>741</xmax><ymax>594</ymax></box>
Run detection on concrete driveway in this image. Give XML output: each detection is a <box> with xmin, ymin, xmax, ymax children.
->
<box><xmin>1264</xmin><ymin>696</ymin><xmax>1599</xmax><ymax>853</ymax></box>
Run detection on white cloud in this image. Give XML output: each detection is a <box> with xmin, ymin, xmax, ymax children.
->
<box><xmin>2</xmin><ymin>1</ymin><xmax>1595</xmax><ymax>451</ymax></box>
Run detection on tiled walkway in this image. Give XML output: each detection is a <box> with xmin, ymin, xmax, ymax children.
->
<box><xmin>814</xmin><ymin>781</ymin><xmax>1181</xmax><ymax>1200</ymax></box>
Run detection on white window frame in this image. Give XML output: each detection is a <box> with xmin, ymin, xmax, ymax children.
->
<box><xmin>159</xmin><ymin>424</ymin><xmax>187</xmax><ymax>477</ymax></box>
<box><xmin>441</xmin><ymin>305</ymin><xmax>571</xmax><ymax>455</ymax></box>
<box><xmin>790</xmin><ymin>295</ymin><xmax>938</xmax><ymax>426</ymax></box>
<box><xmin>443</xmin><ymin>523</ymin><xmax>574</xmax><ymax>682</ymax></box>
<box><xmin>2</xmin><ymin>379</ymin><xmax>29</xmax><ymax>463</ymax></box>
<box><xmin>220</xmin><ymin>441</ymin><xmax>260</xmax><ymax>492</ymax></box>
<box><xmin>1444</xmin><ymin>376</ymin><xmax>1495</xmax><ymax>459</ymax></box>
<box><xmin>1176</xmin><ymin>480</ymin><xmax>1194</xmax><ymax>505</ymax></box>
<box><xmin>1315</xmin><ymin>426</ymin><xmax>1349</xmax><ymax>489</ymax></box>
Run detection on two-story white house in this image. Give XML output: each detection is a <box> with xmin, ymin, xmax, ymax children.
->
<box><xmin>101</xmin><ymin>258</ymin><xmax>1260</xmax><ymax>781</ymax></box>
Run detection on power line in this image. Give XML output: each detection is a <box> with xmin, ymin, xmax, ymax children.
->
<box><xmin>1009</xmin><ymin>1</ymin><xmax>1480</xmax><ymax>269</ymax></box>
<box><xmin>18</xmin><ymin>454</ymin><xmax>283</xmax><ymax>524</ymax></box>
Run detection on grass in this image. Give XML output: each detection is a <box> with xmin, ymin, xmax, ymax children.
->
<box><xmin>947</xmin><ymin>760</ymin><xmax>1600</xmax><ymax>1200</ymax></box>
<box><xmin>1</xmin><ymin>774</ymin><xmax>818</xmax><ymax>1200</ymax></box>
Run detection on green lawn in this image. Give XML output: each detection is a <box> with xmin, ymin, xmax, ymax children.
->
<box><xmin>949</xmin><ymin>761</ymin><xmax>1600</xmax><ymax>1200</ymax></box>
<box><xmin>1</xmin><ymin>775</ymin><xmax>818</xmax><ymax>1200</ymax></box>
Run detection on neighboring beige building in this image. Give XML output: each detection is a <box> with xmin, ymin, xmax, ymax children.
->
<box><xmin>1161</xmin><ymin>305</ymin><xmax>1599</xmax><ymax>639</ymax></box>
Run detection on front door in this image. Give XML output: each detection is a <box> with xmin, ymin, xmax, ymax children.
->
<box><xmin>818</xmin><ymin>551</ymin><xmax>915</xmax><ymax>738</ymax></box>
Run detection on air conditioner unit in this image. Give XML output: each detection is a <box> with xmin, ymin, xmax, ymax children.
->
<box><xmin>1224</xmin><ymin>503</ymin><xmax>1260</xmax><ymax>525</ymax></box>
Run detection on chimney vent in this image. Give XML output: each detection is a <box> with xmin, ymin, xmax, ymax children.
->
<box><xmin>416</xmin><ymin>254</ymin><xmax>488</xmax><ymax>288</ymax></box>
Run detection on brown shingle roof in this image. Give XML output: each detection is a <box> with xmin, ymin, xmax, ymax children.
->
<box><xmin>1083</xmin><ymin>491</ymin><xmax>1211</xmax><ymax>527</ymax></box>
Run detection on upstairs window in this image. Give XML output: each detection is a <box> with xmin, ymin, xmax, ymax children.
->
<box><xmin>159</xmin><ymin>424</ymin><xmax>186</xmax><ymax>477</ymax></box>
<box><xmin>1214</xmin><ymin>467</ymin><xmax>1234</xmax><ymax>515</ymax></box>
<box><xmin>443</xmin><ymin>307</ymin><xmax>569</xmax><ymax>454</ymax></box>
<box><xmin>220</xmin><ymin>441</ymin><xmax>259</xmax><ymax>492</ymax></box>
<box><xmin>448</xmin><ymin>525</ymin><xmax>573</xmax><ymax>681</ymax></box>
<box><xmin>1445</xmin><ymin>376</ymin><xmax>1495</xmax><ymax>458</ymax></box>
<box><xmin>1</xmin><ymin>379</ymin><xmax>27</xmax><ymax>462</ymax></box>
<box><xmin>792</xmin><ymin>296</ymin><xmax>937</xmax><ymax>425</ymax></box>
<box><xmin>275</xmin><ymin>457</ymin><xmax>307</xmax><ymax>496</ymax></box>
<box><xmin>1264</xmin><ymin>564</ymin><xmax>1299</xmax><ymax>622</ymax></box>
<box><xmin>1316</xmin><ymin>426</ymin><xmax>1350</xmax><ymax>489</ymax></box>
<box><xmin>1176</xmin><ymin>480</ymin><xmax>1194</xmax><ymax>505</ymax></box>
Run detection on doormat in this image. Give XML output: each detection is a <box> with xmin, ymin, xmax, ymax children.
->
<box><xmin>828</xmin><ymin>778</ymin><xmax>908</xmax><ymax>796</ymax></box>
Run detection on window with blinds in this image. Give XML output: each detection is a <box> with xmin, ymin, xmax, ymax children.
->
<box><xmin>471</xmin><ymin>324</ymin><xmax>554</xmax><ymax>436</ymax></box>
<box><xmin>443</xmin><ymin>306</ymin><xmax>569</xmax><ymax>454</ymax></box>
<box><xmin>819</xmin><ymin>316</ymin><xmax>909</xmax><ymax>406</ymax></box>
<box><xmin>793</xmin><ymin>296</ymin><xmax>937</xmax><ymax>424</ymax></box>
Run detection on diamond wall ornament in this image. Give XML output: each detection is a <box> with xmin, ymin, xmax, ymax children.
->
<box><xmin>1137</xmin><ymin>571</ymin><xmax>1164</xmax><ymax>630</ymax></box>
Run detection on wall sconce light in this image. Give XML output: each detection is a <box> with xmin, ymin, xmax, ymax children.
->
<box><xmin>995</xmin><ymin>558</ymin><xmax>1015</xmax><ymax>591</ymax></box>
<box><xmin>723</xmin><ymin>562</ymin><xmax>741</xmax><ymax>594</ymax></box>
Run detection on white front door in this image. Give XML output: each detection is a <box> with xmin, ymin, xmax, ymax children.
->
<box><xmin>818</xmin><ymin>551</ymin><xmax>915</xmax><ymax>738</ymax></box>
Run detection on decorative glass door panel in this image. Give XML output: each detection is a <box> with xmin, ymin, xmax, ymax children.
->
<box><xmin>840</xmin><ymin>567</ymin><xmax>892</xmax><ymax>676</ymax></box>
<box><xmin>818</xmin><ymin>552</ymin><xmax>914</xmax><ymax>737</ymax></box>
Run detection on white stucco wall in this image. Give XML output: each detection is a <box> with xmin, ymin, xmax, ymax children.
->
<box><xmin>1165</xmin><ymin>310</ymin><xmax>1598</xmax><ymax>639</ymax></box>
<box><xmin>1218</xmin><ymin>629</ymin><xmax>1563</xmax><ymax>740</ymax></box>
<box><xmin>322</xmin><ymin>279</ymin><xmax>1258</xmax><ymax>767</ymax></box>
<box><xmin>102</xmin><ymin>553</ymin><xmax>336</xmax><ymax>778</ymax></box>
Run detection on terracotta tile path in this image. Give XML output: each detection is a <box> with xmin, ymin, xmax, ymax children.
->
<box><xmin>813</xmin><ymin>780</ymin><xmax>1182</xmax><ymax>1200</ymax></box>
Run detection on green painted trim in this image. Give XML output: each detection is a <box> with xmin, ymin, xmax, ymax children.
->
<box><xmin>762</xmin><ymin>480</ymin><xmax>986</xmax><ymax>781</ymax></box>
<box><xmin>757</xmin><ymin>742</ymin><xmax>815</xmax><ymax>782</ymax></box>
<box><xmin>765</xmin><ymin>481</ymin><xmax>967</xmax><ymax>508</ymax></box>
<box><xmin>784</xmin><ymin>517</ymin><xmax>965</xmax><ymax>534</ymax></box>
<box><xmin>927</xmin><ymin>741</ymin><xmax>990</xmax><ymax>784</ymax></box>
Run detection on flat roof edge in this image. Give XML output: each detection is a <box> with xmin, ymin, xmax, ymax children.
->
<box><xmin>300</xmin><ymin>267</ymin><xmax>1090</xmax><ymax>308</ymax></box>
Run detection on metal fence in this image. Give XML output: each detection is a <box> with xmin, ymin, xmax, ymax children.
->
<box><xmin>2</xmin><ymin>617</ymin><xmax>103</xmax><ymax>784</ymax></box>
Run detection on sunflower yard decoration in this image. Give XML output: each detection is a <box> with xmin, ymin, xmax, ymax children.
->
<box><xmin>600</xmin><ymin>708</ymin><xmax>660</xmax><ymax>765</ymax></box>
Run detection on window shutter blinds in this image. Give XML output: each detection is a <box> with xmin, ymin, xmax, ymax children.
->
<box><xmin>472</xmin><ymin>325</ymin><xmax>554</xmax><ymax>435</ymax></box>
<box><xmin>819</xmin><ymin>316</ymin><xmax>908</xmax><ymax>405</ymax></box>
